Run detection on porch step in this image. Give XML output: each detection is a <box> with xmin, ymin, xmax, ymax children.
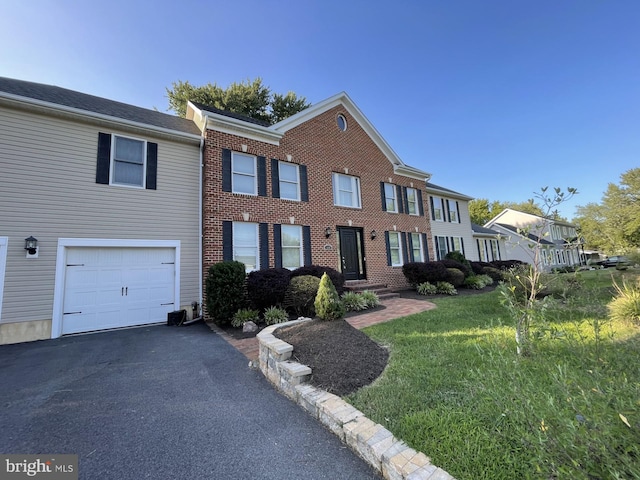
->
<box><xmin>344</xmin><ymin>281</ymin><xmax>400</xmax><ymax>301</ymax></box>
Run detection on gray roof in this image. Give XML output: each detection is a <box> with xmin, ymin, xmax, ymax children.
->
<box><xmin>0</xmin><ymin>77</ymin><xmax>201</xmax><ymax>136</ymax></box>
<box><xmin>471</xmin><ymin>223</ymin><xmax>501</xmax><ymax>235</ymax></box>
<box><xmin>191</xmin><ymin>102</ymin><xmax>272</xmax><ymax>127</ymax></box>
<box><xmin>495</xmin><ymin>223</ymin><xmax>555</xmax><ymax>245</ymax></box>
<box><xmin>425</xmin><ymin>181</ymin><xmax>473</xmax><ymax>199</ymax></box>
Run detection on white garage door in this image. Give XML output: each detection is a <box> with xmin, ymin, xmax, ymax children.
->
<box><xmin>62</xmin><ymin>247</ymin><xmax>176</xmax><ymax>334</ymax></box>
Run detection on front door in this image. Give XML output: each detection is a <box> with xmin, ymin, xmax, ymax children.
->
<box><xmin>338</xmin><ymin>227</ymin><xmax>366</xmax><ymax>280</ymax></box>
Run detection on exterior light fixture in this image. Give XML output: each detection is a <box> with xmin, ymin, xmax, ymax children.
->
<box><xmin>370</xmin><ymin>230</ymin><xmax>377</xmax><ymax>240</ymax></box>
<box><xmin>325</xmin><ymin>227</ymin><xmax>332</xmax><ymax>238</ymax></box>
<box><xmin>25</xmin><ymin>236</ymin><xmax>38</xmax><ymax>257</ymax></box>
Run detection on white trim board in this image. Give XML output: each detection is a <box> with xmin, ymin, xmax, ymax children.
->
<box><xmin>0</xmin><ymin>237</ymin><xmax>7</xmax><ymax>322</ymax></box>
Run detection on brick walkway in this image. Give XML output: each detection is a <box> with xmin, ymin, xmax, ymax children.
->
<box><xmin>207</xmin><ymin>297</ymin><xmax>436</xmax><ymax>362</ymax></box>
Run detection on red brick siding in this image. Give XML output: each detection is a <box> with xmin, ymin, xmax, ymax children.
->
<box><xmin>202</xmin><ymin>106</ymin><xmax>433</xmax><ymax>291</ymax></box>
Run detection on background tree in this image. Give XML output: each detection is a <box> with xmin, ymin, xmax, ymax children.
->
<box><xmin>166</xmin><ymin>78</ymin><xmax>310</xmax><ymax>123</ymax></box>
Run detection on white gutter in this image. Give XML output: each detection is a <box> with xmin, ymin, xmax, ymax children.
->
<box><xmin>198</xmin><ymin>116</ymin><xmax>207</xmax><ymax>312</ymax></box>
<box><xmin>0</xmin><ymin>91</ymin><xmax>202</xmax><ymax>143</ymax></box>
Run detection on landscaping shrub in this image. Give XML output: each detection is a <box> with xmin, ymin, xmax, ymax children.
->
<box><xmin>341</xmin><ymin>291</ymin><xmax>368</xmax><ymax>312</ymax></box>
<box><xmin>231</xmin><ymin>308</ymin><xmax>259</xmax><ymax>328</ymax></box>
<box><xmin>284</xmin><ymin>275</ymin><xmax>320</xmax><ymax>317</ymax></box>
<box><xmin>463</xmin><ymin>275</ymin><xmax>488</xmax><ymax>290</ymax></box>
<box><xmin>608</xmin><ymin>276</ymin><xmax>640</xmax><ymax>325</ymax></box>
<box><xmin>205</xmin><ymin>261</ymin><xmax>247</xmax><ymax>326</ymax></box>
<box><xmin>482</xmin><ymin>266</ymin><xmax>504</xmax><ymax>281</ymax></box>
<box><xmin>445</xmin><ymin>251</ymin><xmax>473</xmax><ymax>275</ymax></box>
<box><xmin>477</xmin><ymin>274</ymin><xmax>494</xmax><ymax>286</ymax></box>
<box><xmin>402</xmin><ymin>261</ymin><xmax>449</xmax><ymax>285</ymax></box>
<box><xmin>360</xmin><ymin>290</ymin><xmax>380</xmax><ymax>309</ymax></box>
<box><xmin>417</xmin><ymin>282</ymin><xmax>437</xmax><ymax>295</ymax></box>
<box><xmin>246</xmin><ymin>268</ymin><xmax>291</xmax><ymax>310</ymax></box>
<box><xmin>490</xmin><ymin>259</ymin><xmax>526</xmax><ymax>270</ymax></box>
<box><xmin>439</xmin><ymin>259</ymin><xmax>472</xmax><ymax>278</ymax></box>
<box><xmin>470</xmin><ymin>261</ymin><xmax>493</xmax><ymax>275</ymax></box>
<box><xmin>263</xmin><ymin>306</ymin><xmax>289</xmax><ymax>326</ymax></box>
<box><xmin>315</xmin><ymin>273</ymin><xmax>345</xmax><ymax>321</ymax></box>
<box><xmin>445</xmin><ymin>268</ymin><xmax>465</xmax><ymax>287</ymax></box>
<box><xmin>435</xmin><ymin>281</ymin><xmax>457</xmax><ymax>295</ymax></box>
<box><xmin>291</xmin><ymin>265</ymin><xmax>346</xmax><ymax>294</ymax></box>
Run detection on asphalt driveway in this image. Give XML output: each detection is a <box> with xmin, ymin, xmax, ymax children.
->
<box><xmin>0</xmin><ymin>322</ymin><xmax>379</xmax><ymax>479</ymax></box>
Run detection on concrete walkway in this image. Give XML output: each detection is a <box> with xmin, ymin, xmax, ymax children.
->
<box><xmin>210</xmin><ymin>297</ymin><xmax>436</xmax><ymax>361</ymax></box>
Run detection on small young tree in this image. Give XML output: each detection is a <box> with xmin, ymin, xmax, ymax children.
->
<box><xmin>498</xmin><ymin>187</ymin><xmax>577</xmax><ymax>356</ymax></box>
<box><xmin>314</xmin><ymin>273</ymin><xmax>345</xmax><ymax>321</ymax></box>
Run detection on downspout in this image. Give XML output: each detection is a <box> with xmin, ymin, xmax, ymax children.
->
<box><xmin>198</xmin><ymin>117</ymin><xmax>208</xmax><ymax>314</ymax></box>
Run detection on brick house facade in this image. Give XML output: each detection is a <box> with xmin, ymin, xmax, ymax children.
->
<box><xmin>188</xmin><ymin>93</ymin><xmax>433</xmax><ymax>290</ymax></box>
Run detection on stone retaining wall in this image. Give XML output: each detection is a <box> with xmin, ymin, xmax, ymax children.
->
<box><xmin>257</xmin><ymin>319</ymin><xmax>455</xmax><ymax>480</ymax></box>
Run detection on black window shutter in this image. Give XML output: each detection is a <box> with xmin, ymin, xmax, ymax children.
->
<box><xmin>396</xmin><ymin>185</ymin><xmax>404</xmax><ymax>214</ymax></box>
<box><xmin>403</xmin><ymin>187</ymin><xmax>410</xmax><ymax>214</ymax></box>
<box><xmin>300</xmin><ymin>165</ymin><xmax>309</xmax><ymax>202</ymax></box>
<box><xmin>429</xmin><ymin>196</ymin><xmax>435</xmax><ymax>220</ymax></box>
<box><xmin>460</xmin><ymin>237</ymin><xmax>465</xmax><ymax>256</ymax></box>
<box><xmin>417</xmin><ymin>189</ymin><xmax>424</xmax><ymax>216</ymax></box>
<box><xmin>497</xmin><ymin>240</ymin><xmax>502</xmax><ymax>260</ymax></box>
<box><xmin>259</xmin><ymin>223</ymin><xmax>269</xmax><ymax>269</ymax></box>
<box><xmin>222</xmin><ymin>149</ymin><xmax>232</xmax><ymax>192</ymax></box>
<box><xmin>303</xmin><ymin>226</ymin><xmax>312</xmax><ymax>266</ymax></box>
<box><xmin>445</xmin><ymin>200</ymin><xmax>451</xmax><ymax>222</ymax></box>
<box><xmin>222</xmin><ymin>221</ymin><xmax>233</xmax><ymax>261</ymax></box>
<box><xmin>96</xmin><ymin>133</ymin><xmax>111</xmax><ymax>184</ymax></box>
<box><xmin>407</xmin><ymin>233</ymin><xmax>415</xmax><ymax>262</ymax></box>
<box><xmin>271</xmin><ymin>159</ymin><xmax>280</xmax><ymax>198</ymax></box>
<box><xmin>434</xmin><ymin>237</ymin><xmax>440</xmax><ymax>260</ymax></box>
<box><xmin>456</xmin><ymin>201</ymin><xmax>461</xmax><ymax>223</ymax></box>
<box><xmin>257</xmin><ymin>156</ymin><xmax>267</xmax><ymax>196</ymax></box>
<box><xmin>384</xmin><ymin>232</ymin><xmax>392</xmax><ymax>266</ymax></box>
<box><xmin>380</xmin><ymin>182</ymin><xmax>387</xmax><ymax>211</ymax></box>
<box><xmin>401</xmin><ymin>232</ymin><xmax>409</xmax><ymax>264</ymax></box>
<box><xmin>422</xmin><ymin>233</ymin><xmax>429</xmax><ymax>261</ymax></box>
<box><xmin>145</xmin><ymin>142</ymin><xmax>158</xmax><ymax>190</ymax></box>
<box><xmin>477</xmin><ymin>239</ymin><xmax>481</xmax><ymax>259</ymax></box>
<box><xmin>448</xmin><ymin>237</ymin><xmax>453</xmax><ymax>253</ymax></box>
<box><xmin>273</xmin><ymin>224</ymin><xmax>282</xmax><ymax>268</ymax></box>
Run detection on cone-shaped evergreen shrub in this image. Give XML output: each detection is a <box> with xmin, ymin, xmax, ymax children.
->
<box><xmin>314</xmin><ymin>273</ymin><xmax>345</xmax><ymax>321</ymax></box>
<box><xmin>205</xmin><ymin>261</ymin><xmax>247</xmax><ymax>325</ymax></box>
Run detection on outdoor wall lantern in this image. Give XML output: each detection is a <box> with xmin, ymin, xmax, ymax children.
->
<box><xmin>370</xmin><ymin>230</ymin><xmax>377</xmax><ymax>240</ymax></box>
<box><xmin>324</xmin><ymin>227</ymin><xmax>332</xmax><ymax>238</ymax></box>
<box><xmin>25</xmin><ymin>236</ymin><xmax>38</xmax><ymax>257</ymax></box>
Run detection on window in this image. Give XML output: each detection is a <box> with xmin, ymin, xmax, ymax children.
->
<box><xmin>281</xmin><ymin>225</ymin><xmax>303</xmax><ymax>269</ymax></box>
<box><xmin>478</xmin><ymin>240</ymin><xmax>487</xmax><ymax>262</ymax></box>
<box><xmin>332</xmin><ymin>173</ymin><xmax>361</xmax><ymax>208</ymax></box>
<box><xmin>112</xmin><ymin>135</ymin><xmax>145</xmax><ymax>187</ymax></box>
<box><xmin>337</xmin><ymin>114</ymin><xmax>347</xmax><ymax>131</ymax></box>
<box><xmin>232</xmin><ymin>152</ymin><xmax>257</xmax><ymax>195</ymax></box>
<box><xmin>451</xmin><ymin>237</ymin><xmax>463</xmax><ymax>254</ymax></box>
<box><xmin>233</xmin><ymin>222</ymin><xmax>259</xmax><ymax>272</ymax></box>
<box><xmin>448</xmin><ymin>200</ymin><xmax>459</xmax><ymax>223</ymax></box>
<box><xmin>388</xmin><ymin>232</ymin><xmax>403</xmax><ymax>266</ymax></box>
<box><xmin>278</xmin><ymin>162</ymin><xmax>300</xmax><ymax>201</ymax></box>
<box><xmin>410</xmin><ymin>233</ymin><xmax>424</xmax><ymax>262</ymax></box>
<box><xmin>384</xmin><ymin>183</ymin><xmax>397</xmax><ymax>212</ymax></box>
<box><xmin>407</xmin><ymin>188</ymin><xmax>419</xmax><ymax>215</ymax></box>
<box><xmin>435</xmin><ymin>236</ymin><xmax>448</xmax><ymax>260</ymax></box>
<box><xmin>432</xmin><ymin>196</ymin><xmax>443</xmax><ymax>221</ymax></box>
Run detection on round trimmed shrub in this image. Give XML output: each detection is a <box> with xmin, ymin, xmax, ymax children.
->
<box><xmin>246</xmin><ymin>268</ymin><xmax>291</xmax><ymax>310</ymax></box>
<box><xmin>470</xmin><ymin>261</ymin><xmax>493</xmax><ymax>275</ymax></box>
<box><xmin>438</xmin><ymin>259</ymin><xmax>472</xmax><ymax>278</ymax></box>
<box><xmin>284</xmin><ymin>275</ymin><xmax>320</xmax><ymax>317</ymax></box>
<box><xmin>402</xmin><ymin>261</ymin><xmax>449</xmax><ymax>285</ymax></box>
<box><xmin>290</xmin><ymin>265</ymin><xmax>346</xmax><ymax>294</ymax></box>
<box><xmin>445</xmin><ymin>267</ymin><xmax>465</xmax><ymax>287</ymax></box>
<box><xmin>483</xmin><ymin>266</ymin><xmax>505</xmax><ymax>282</ymax></box>
<box><xmin>205</xmin><ymin>261</ymin><xmax>248</xmax><ymax>326</ymax></box>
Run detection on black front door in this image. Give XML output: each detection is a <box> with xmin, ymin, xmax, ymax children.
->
<box><xmin>338</xmin><ymin>227</ymin><xmax>366</xmax><ymax>280</ymax></box>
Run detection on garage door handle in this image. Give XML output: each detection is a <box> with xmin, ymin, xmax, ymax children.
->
<box><xmin>64</xmin><ymin>311</ymin><xmax>82</xmax><ymax>315</ymax></box>
<box><xmin>125</xmin><ymin>287</ymin><xmax>128</xmax><ymax>296</ymax></box>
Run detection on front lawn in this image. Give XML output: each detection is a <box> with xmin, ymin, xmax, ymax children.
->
<box><xmin>347</xmin><ymin>269</ymin><xmax>640</xmax><ymax>479</ymax></box>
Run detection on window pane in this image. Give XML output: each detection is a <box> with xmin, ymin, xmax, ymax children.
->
<box><xmin>233</xmin><ymin>154</ymin><xmax>255</xmax><ymax>174</ymax></box>
<box><xmin>113</xmin><ymin>160</ymin><xmax>144</xmax><ymax>186</ymax></box>
<box><xmin>338</xmin><ymin>175</ymin><xmax>352</xmax><ymax>191</ymax></box>
<box><xmin>339</xmin><ymin>191</ymin><xmax>353</xmax><ymax>206</ymax></box>
<box><xmin>233</xmin><ymin>174</ymin><xmax>255</xmax><ymax>194</ymax></box>
<box><xmin>282</xmin><ymin>249</ymin><xmax>301</xmax><ymax>269</ymax></box>
<box><xmin>391</xmin><ymin>250</ymin><xmax>400</xmax><ymax>265</ymax></box>
<box><xmin>389</xmin><ymin>233</ymin><xmax>399</xmax><ymax>248</ymax></box>
<box><xmin>384</xmin><ymin>183</ymin><xmax>395</xmax><ymax>199</ymax></box>
<box><xmin>115</xmin><ymin>137</ymin><xmax>144</xmax><ymax>164</ymax></box>
<box><xmin>279</xmin><ymin>163</ymin><xmax>298</xmax><ymax>182</ymax></box>
<box><xmin>234</xmin><ymin>223</ymin><xmax>257</xmax><ymax>246</ymax></box>
<box><xmin>281</xmin><ymin>226</ymin><xmax>301</xmax><ymax>247</ymax></box>
<box><xmin>234</xmin><ymin>251</ymin><xmax>257</xmax><ymax>271</ymax></box>
<box><xmin>280</xmin><ymin>182</ymin><xmax>299</xmax><ymax>200</ymax></box>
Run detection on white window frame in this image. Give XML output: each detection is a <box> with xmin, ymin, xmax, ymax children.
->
<box><xmin>281</xmin><ymin>225</ymin><xmax>303</xmax><ymax>270</ymax></box>
<box><xmin>451</xmin><ymin>236</ymin><xmax>463</xmax><ymax>254</ymax></box>
<box><xmin>111</xmin><ymin>134</ymin><xmax>147</xmax><ymax>188</ymax></box>
<box><xmin>388</xmin><ymin>231</ymin><xmax>403</xmax><ymax>267</ymax></box>
<box><xmin>433</xmin><ymin>196</ymin><xmax>444</xmax><ymax>221</ymax></box>
<box><xmin>332</xmin><ymin>173</ymin><xmax>361</xmax><ymax>208</ymax></box>
<box><xmin>233</xmin><ymin>222</ymin><xmax>259</xmax><ymax>272</ymax></box>
<box><xmin>479</xmin><ymin>240</ymin><xmax>487</xmax><ymax>262</ymax></box>
<box><xmin>384</xmin><ymin>183</ymin><xmax>398</xmax><ymax>213</ymax></box>
<box><xmin>410</xmin><ymin>233</ymin><xmax>424</xmax><ymax>262</ymax></box>
<box><xmin>407</xmin><ymin>188</ymin><xmax>419</xmax><ymax>216</ymax></box>
<box><xmin>232</xmin><ymin>152</ymin><xmax>257</xmax><ymax>195</ymax></box>
<box><xmin>278</xmin><ymin>161</ymin><xmax>300</xmax><ymax>201</ymax></box>
<box><xmin>448</xmin><ymin>200</ymin><xmax>459</xmax><ymax>223</ymax></box>
<box><xmin>490</xmin><ymin>240</ymin><xmax>499</xmax><ymax>260</ymax></box>
<box><xmin>0</xmin><ymin>237</ymin><xmax>7</xmax><ymax>322</ymax></box>
<box><xmin>435</xmin><ymin>235</ymin><xmax>448</xmax><ymax>260</ymax></box>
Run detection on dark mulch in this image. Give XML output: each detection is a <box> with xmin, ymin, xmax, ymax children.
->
<box><xmin>275</xmin><ymin>319</ymin><xmax>389</xmax><ymax>396</ymax></box>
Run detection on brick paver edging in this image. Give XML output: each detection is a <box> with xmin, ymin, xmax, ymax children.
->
<box><xmin>257</xmin><ymin>319</ymin><xmax>455</xmax><ymax>480</ymax></box>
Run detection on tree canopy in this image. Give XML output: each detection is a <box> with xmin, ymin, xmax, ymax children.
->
<box><xmin>166</xmin><ymin>78</ymin><xmax>310</xmax><ymax>124</ymax></box>
<box><xmin>468</xmin><ymin>198</ymin><xmax>546</xmax><ymax>225</ymax></box>
<box><xmin>574</xmin><ymin>168</ymin><xmax>640</xmax><ymax>253</ymax></box>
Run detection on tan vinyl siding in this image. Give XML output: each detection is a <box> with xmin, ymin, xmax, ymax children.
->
<box><xmin>0</xmin><ymin>105</ymin><xmax>201</xmax><ymax>326</ymax></box>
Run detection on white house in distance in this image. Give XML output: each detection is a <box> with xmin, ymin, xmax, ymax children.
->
<box><xmin>485</xmin><ymin>209</ymin><xmax>584</xmax><ymax>271</ymax></box>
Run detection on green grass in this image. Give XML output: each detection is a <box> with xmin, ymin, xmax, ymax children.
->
<box><xmin>347</xmin><ymin>269</ymin><xmax>640</xmax><ymax>480</ymax></box>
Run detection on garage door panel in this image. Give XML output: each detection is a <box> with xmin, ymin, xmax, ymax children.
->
<box><xmin>62</xmin><ymin>246</ymin><xmax>176</xmax><ymax>335</ymax></box>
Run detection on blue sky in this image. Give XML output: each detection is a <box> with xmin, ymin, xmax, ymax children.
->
<box><xmin>2</xmin><ymin>0</ymin><xmax>638</xmax><ymax>220</ymax></box>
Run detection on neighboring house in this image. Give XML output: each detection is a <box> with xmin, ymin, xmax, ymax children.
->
<box><xmin>471</xmin><ymin>223</ymin><xmax>506</xmax><ymax>262</ymax></box>
<box><xmin>0</xmin><ymin>77</ymin><xmax>203</xmax><ymax>344</ymax></box>
<box><xmin>187</xmin><ymin>93</ymin><xmax>433</xmax><ymax>291</ymax></box>
<box><xmin>485</xmin><ymin>209</ymin><xmax>584</xmax><ymax>271</ymax></box>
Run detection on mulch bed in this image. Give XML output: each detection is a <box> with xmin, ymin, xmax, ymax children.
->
<box><xmin>275</xmin><ymin>319</ymin><xmax>389</xmax><ymax>396</ymax></box>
